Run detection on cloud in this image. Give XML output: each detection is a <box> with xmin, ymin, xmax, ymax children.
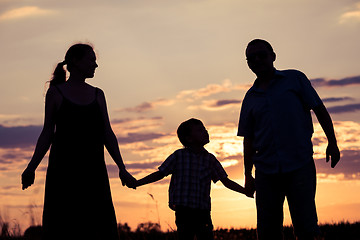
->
<box><xmin>112</xmin><ymin>116</ymin><xmax>163</xmax><ymax>130</ymax></box>
<box><xmin>308</xmin><ymin>77</ymin><xmax>360</xmax><ymax>115</ymax></box>
<box><xmin>0</xmin><ymin>6</ymin><xmax>55</xmax><ymax>21</ymax></box>
<box><xmin>189</xmin><ymin>99</ymin><xmax>242</xmax><ymax>111</ymax></box>
<box><xmin>116</xmin><ymin>120</ymin><xmax>357</xmax><ymax>181</ymax></box>
<box><xmin>111</xmin><ymin>117</ymin><xmax>165</xmax><ymax>145</ymax></box>
<box><xmin>122</xmin><ymin>102</ymin><xmax>153</xmax><ymax>113</ymax></box>
<box><xmin>322</xmin><ymin>97</ymin><xmax>354</xmax><ymax>103</ymax></box>
<box><xmin>339</xmin><ymin>3</ymin><xmax>360</xmax><ymax>24</ymax></box>
<box><xmin>108</xmin><ymin>160</ymin><xmax>162</xmax><ymax>173</ymax></box>
<box><xmin>176</xmin><ymin>79</ymin><xmax>250</xmax><ymax>101</ymax></box>
<box><xmin>312</xmin><ymin>121</ymin><xmax>360</xmax><ymax>179</ymax></box>
<box><xmin>118</xmin><ymin>99</ymin><xmax>174</xmax><ymax>113</ymax></box>
<box><xmin>116</xmin><ymin>75</ymin><xmax>360</xmax><ymax>117</ymax></box>
<box><xmin>117</xmin><ymin>132</ymin><xmax>167</xmax><ymax>144</ymax></box>
<box><xmin>117</xmin><ymin>79</ymin><xmax>248</xmax><ymax>113</ymax></box>
<box><xmin>315</xmin><ymin>149</ymin><xmax>360</xmax><ymax>179</ymax></box>
<box><xmin>111</xmin><ymin>123</ymin><xmax>245</xmax><ymax>179</ymax></box>
<box><xmin>0</xmin><ymin>148</ymin><xmax>33</xmax><ymax>173</ymax></box>
<box><xmin>0</xmin><ymin>116</ymin><xmax>168</xmax><ymax>166</ymax></box>
<box><xmin>177</xmin><ymin>79</ymin><xmax>233</xmax><ymax>99</ymax></box>
<box><xmin>215</xmin><ymin>99</ymin><xmax>242</xmax><ymax>107</ymax></box>
<box><xmin>117</xmin><ymin>79</ymin><xmax>249</xmax><ymax>116</ymax></box>
<box><xmin>327</xmin><ymin>103</ymin><xmax>360</xmax><ymax>114</ymax></box>
<box><xmin>0</xmin><ymin>125</ymin><xmax>41</xmax><ymax>148</ymax></box>
<box><xmin>311</xmin><ymin>76</ymin><xmax>360</xmax><ymax>88</ymax></box>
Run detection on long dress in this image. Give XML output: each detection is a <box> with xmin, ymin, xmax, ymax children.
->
<box><xmin>42</xmin><ymin>87</ymin><xmax>119</xmax><ymax>240</ymax></box>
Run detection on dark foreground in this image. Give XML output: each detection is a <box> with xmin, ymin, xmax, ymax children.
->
<box><xmin>1</xmin><ymin>221</ymin><xmax>359</xmax><ymax>240</ymax></box>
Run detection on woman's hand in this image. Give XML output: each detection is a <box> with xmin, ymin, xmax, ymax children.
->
<box><xmin>119</xmin><ymin>169</ymin><xmax>137</xmax><ymax>189</ymax></box>
<box><xmin>22</xmin><ymin>168</ymin><xmax>35</xmax><ymax>190</ymax></box>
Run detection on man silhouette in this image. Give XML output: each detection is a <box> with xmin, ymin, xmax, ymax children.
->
<box><xmin>238</xmin><ymin>39</ymin><xmax>340</xmax><ymax>240</ymax></box>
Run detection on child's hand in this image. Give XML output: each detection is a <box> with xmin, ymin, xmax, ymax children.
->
<box><xmin>126</xmin><ymin>178</ymin><xmax>138</xmax><ymax>189</ymax></box>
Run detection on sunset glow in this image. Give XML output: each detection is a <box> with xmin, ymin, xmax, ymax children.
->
<box><xmin>0</xmin><ymin>0</ymin><xmax>360</xmax><ymax>234</ymax></box>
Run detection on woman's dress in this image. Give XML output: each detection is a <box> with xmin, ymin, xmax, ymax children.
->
<box><xmin>42</xmin><ymin>87</ymin><xmax>119</xmax><ymax>240</ymax></box>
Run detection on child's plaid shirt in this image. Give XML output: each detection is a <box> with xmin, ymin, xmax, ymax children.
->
<box><xmin>158</xmin><ymin>147</ymin><xmax>228</xmax><ymax>211</ymax></box>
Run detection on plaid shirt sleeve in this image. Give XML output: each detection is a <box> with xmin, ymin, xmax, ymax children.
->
<box><xmin>158</xmin><ymin>151</ymin><xmax>176</xmax><ymax>176</ymax></box>
<box><xmin>209</xmin><ymin>154</ymin><xmax>228</xmax><ymax>183</ymax></box>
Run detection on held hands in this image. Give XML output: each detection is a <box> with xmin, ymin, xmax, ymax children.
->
<box><xmin>22</xmin><ymin>167</ymin><xmax>139</xmax><ymax>190</ymax></box>
<box><xmin>244</xmin><ymin>175</ymin><xmax>255</xmax><ymax>198</ymax></box>
<box><xmin>244</xmin><ymin>187</ymin><xmax>255</xmax><ymax>198</ymax></box>
<box><xmin>21</xmin><ymin>168</ymin><xmax>35</xmax><ymax>190</ymax></box>
<box><xmin>326</xmin><ymin>142</ymin><xmax>340</xmax><ymax>168</ymax></box>
<box><xmin>119</xmin><ymin>169</ymin><xmax>137</xmax><ymax>189</ymax></box>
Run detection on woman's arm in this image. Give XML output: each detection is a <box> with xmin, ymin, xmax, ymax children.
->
<box><xmin>97</xmin><ymin>89</ymin><xmax>136</xmax><ymax>188</ymax></box>
<box><xmin>22</xmin><ymin>87</ymin><xmax>60</xmax><ymax>190</ymax></box>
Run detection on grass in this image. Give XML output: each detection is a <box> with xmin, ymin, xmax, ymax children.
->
<box><xmin>1</xmin><ymin>220</ymin><xmax>360</xmax><ymax>240</ymax></box>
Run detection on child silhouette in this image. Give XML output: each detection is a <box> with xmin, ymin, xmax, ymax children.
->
<box><xmin>135</xmin><ymin>118</ymin><xmax>253</xmax><ymax>240</ymax></box>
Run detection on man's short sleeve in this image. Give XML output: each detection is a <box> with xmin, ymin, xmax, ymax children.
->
<box><xmin>158</xmin><ymin>152</ymin><xmax>176</xmax><ymax>176</ymax></box>
<box><xmin>297</xmin><ymin>71</ymin><xmax>323</xmax><ymax>110</ymax></box>
<box><xmin>237</xmin><ymin>92</ymin><xmax>254</xmax><ymax>137</ymax></box>
<box><xmin>210</xmin><ymin>155</ymin><xmax>228</xmax><ymax>183</ymax></box>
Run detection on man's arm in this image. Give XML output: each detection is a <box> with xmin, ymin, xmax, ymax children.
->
<box><xmin>137</xmin><ymin>170</ymin><xmax>165</xmax><ymax>187</ymax></box>
<box><xmin>313</xmin><ymin>104</ymin><xmax>340</xmax><ymax>168</ymax></box>
<box><xmin>243</xmin><ymin>136</ymin><xmax>256</xmax><ymax>192</ymax></box>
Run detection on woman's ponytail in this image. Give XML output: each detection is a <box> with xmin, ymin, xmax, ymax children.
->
<box><xmin>48</xmin><ymin>43</ymin><xmax>93</xmax><ymax>87</ymax></box>
<box><xmin>50</xmin><ymin>61</ymin><xmax>66</xmax><ymax>86</ymax></box>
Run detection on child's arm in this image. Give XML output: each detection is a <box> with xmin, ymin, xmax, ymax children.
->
<box><xmin>137</xmin><ymin>170</ymin><xmax>165</xmax><ymax>187</ymax></box>
<box><xmin>220</xmin><ymin>177</ymin><xmax>254</xmax><ymax>198</ymax></box>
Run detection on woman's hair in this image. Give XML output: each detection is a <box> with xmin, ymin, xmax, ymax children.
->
<box><xmin>50</xmin><ymin>43</ymin><xmax>94</xmax><ymax>86</ymax></box>
<box><xmin>177</xmin><ymin>118</ymin><xmax>203</xmax><ymax>147</ymax></box>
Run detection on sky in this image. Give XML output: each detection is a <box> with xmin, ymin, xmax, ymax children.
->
<box><xmin>1</xmin><ymin>0</ymin><xmax>360</xmax><ymax>233</ymax></box>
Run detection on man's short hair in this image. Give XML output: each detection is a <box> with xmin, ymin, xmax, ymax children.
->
<box><xmin>177</xmin><ymin>118</ymin><xmax>203</xmax><ymax>147</ymax></box>
<box><xmin>247</xmin><ymin>39</ymin><xmax>274</xmax><ymax>53</ymax></box>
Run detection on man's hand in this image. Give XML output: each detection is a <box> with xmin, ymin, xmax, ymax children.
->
<box><xmin>326</xmin><ymin>142</ymin><xmax>340</xmax><ymax>168</ymax></box>
<box><xmin>313</xmin><ymin>104</ymin><xmax>340</xmax><ymax>168</ymax></box>
<box><xmin>244</xmin><ymin>187</ymin><xmax>255</xmax><ymax>198</ymax></box>
<box><xmin>245</xmin><ymin>175</ymin><xmax>255</xmax><ymax>198</ymax></box>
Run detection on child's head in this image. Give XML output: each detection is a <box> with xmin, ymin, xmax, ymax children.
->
<box><xmin>177</xmin><ymin>118</ymin><xmax>209</xmax><ymax>148</ymax></box>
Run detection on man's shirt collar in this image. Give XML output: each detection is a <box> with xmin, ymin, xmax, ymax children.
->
<box><xmin>250</xmin><ymin>69</ymin><xmax>285</xmax><ymax>93</ymax></box>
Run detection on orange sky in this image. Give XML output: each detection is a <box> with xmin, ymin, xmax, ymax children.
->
<box><xmin>1</xmin><ymin>0</ymin><xmax>360</xmax><ymax>233</ymax></box>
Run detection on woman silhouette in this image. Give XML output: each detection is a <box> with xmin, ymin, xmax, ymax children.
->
<box><xmin>21</xmin><ymin>43</ymin><xmax>136</xmax><ymax>240</ymax></box>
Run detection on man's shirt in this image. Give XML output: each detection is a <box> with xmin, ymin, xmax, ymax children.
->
<box><xmin>159</xmin><ymin>148</ymin><xmax>228</xmax><ymax>211</ymax></box>
<box><xmin>238</xmin><ymin>69</ymin><xmax>323</xmax><ymax>174</ymax></box>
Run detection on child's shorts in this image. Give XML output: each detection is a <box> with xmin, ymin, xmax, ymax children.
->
<box><xmin>175</xmin><ymin>206</ymin><xmax>214</xmax><ymax>240</ymax></box>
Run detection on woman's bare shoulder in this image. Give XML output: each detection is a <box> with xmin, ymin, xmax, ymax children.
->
<box><xmin>45</xmin><ymin>85</ymin><xmax>63</xmax><ymax>104</ymax></box>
